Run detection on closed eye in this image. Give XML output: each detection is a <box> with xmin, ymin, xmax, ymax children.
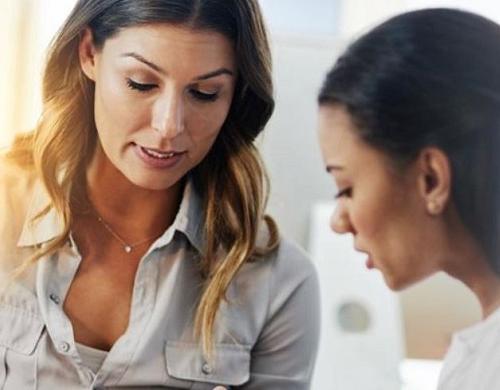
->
<box><xmin>126</xmin><ymin>78</ymin><xmax>157</xmax><ymax>92</ymax></box>
<box><xmin>189</xmin><ymin>89</ymin><xmax>218</xmax><ymax>102</ymax></box>
<box><xmin>335</xmin><ymin>187</ymin><xmax>352</xmax><ymax>199</ymax></box>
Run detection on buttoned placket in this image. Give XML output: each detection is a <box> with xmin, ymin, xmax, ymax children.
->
<box><xmin>36</xmin><ymin>242</ymin><xmax>94</xmax><ymax>386</ymax></box>
<box><xmin>34</xmin><ymin>238</ymin><xmax>165</xmax><ymax>388</ymax></box>
<box><xmin>96</xmin><ymin>249</ymin><xmax>161</xmax><ymax>385</ymax></box>
<box><xmin>23</xmin><ymin>179</ymin><xmax>202</xmax><ymax>388</ymax></box>
<box><xmin>91</xmin><ymin>226</ymin><xmax>180</xmax><ymax>386</ymax></box>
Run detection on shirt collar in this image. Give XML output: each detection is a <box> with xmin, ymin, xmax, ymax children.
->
<box><xmin>16</xmin><ymin>177</ymin><xmax>205</xmax><ymax>254</ymax></box>
<box><xmin>156</xmin><ymin>178</ymin><xmax>205</xmax><ymax>254</ymax></box>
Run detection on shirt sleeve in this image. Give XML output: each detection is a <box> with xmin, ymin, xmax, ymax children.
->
<box><xmin>238</xmin><ymin>242</ymin><xmax>321</xmax><ymax>389</ymax></box>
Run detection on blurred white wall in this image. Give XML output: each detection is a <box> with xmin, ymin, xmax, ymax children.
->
<box><xmin>0</xmin><ymin>1</ymin><xmax>35</xmax><ymax>146</ymax></box>
<box><xmin>26</xmin><ymin>0</ymin><xmax>79</xmax><ymax>130</ymax></box>
<box><xmin>0</xmin><ymin>0</ymin><xmax>76</xmax><ymax>147</ymax></box>
<box><xmin>259</xmin><ymin>34</ymin><xmax>339</xmax><ymax>248</ymax></box>
<box><xmin>259</xmin><ymin>0</ymin><xmax>341</xmax><ymax>36</ymax></box>
<box><xmin>404</xmin><ymin>0</ymin><xmax>500</xmax><ymax>23</ymax></box>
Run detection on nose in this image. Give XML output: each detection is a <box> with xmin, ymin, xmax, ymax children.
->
<box><xmin>330</xmin><ymin>203</ymin><xmax>353</xmax><ymax>234</ymax></box>
<box><xmin>151</xmin><ymin>90</ymin><xmax>185</xmax><ymax>138</ymax></box>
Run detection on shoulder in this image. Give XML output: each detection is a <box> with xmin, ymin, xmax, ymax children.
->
<box><xmin>254</xmin><ymin>222</ymin><xmax>318</xmax><ymax>286</ymax></box>
<box><xmin>222</xmin><ymin>224</ymin><xmax>319</xmax><ymax>341</ymax></box>
<box><xmin>233</xmin><ymin>224</ymin><xmax>319</xmax><ymax>312</ymax></box>
<box><xmin>440</xmin><ymin>309</ymin><xmax>500</xmax><ymax>388</ymax></box>
<box><xmin>273</xmin><ymin>236</ymin><xmax>317</xmax><ymax>279</ymax></box>
<box><xmin>264</xmin><ymin>236</ymin><xmax>319</xmax><ymax>317</ymax></box>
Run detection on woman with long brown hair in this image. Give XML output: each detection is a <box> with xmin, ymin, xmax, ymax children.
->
<box><xmin>0</xmin><ymin>1</ymin><xmax>319</xmax><ymax>388</ymax></box>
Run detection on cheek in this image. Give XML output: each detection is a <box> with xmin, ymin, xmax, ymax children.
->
<box><xmin>187</xmin><ymin>101</ymin><xmax>231</xmax><ymax>144</ymax></box>
<box><xmin>94</xmin><ymin>73</ymin><xmax>144</xmax><ymax>136</ymax></box>
<box><xmin>349</xmin><ymin>199</ymin><xmax>385</xmax><ymax>239</ymax></box>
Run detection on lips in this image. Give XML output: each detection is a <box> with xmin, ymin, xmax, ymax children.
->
<box><xmin>140</xmin><ymin>146</ymin><xmax>182</xmax><ymax>159</ymax></box>
<box><xmin>133</xmin><ymin>143</ymin><xmax>186</xmax><ymax>169</ymax></box>
<box><xmin>354</xmin><ymin>244</ymin><xmax>375</xmax><ymax>269</ymax></box>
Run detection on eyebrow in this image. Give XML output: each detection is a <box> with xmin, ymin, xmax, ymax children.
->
<box><xmin>121</xmin><ymin>52</ymin><xmax>234</xmax><ymax>80</ymax></box>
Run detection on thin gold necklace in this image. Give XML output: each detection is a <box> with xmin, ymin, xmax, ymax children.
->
<box><xmin>95</xmin><ymin>214</ymin><xmax>160</xmax><ymax>253</ymax></box>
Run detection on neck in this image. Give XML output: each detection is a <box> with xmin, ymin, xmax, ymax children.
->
<box><xmin>441</xmin><ymin>213</ymin><xmax>500</xmax><ymax>319</ymax></box>
<box><xmin>450</xmin><ymin>260</ymin><xmax>500</xmax><ymax>319</ymax></box>
<box><xmin>81</xmin><ymin>149</ymin><xmax>183</xmax><ymax>242</ymax></box>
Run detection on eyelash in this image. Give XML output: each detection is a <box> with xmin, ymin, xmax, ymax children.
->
<box><xmin>126</xmin><ymin>78</ymin><xmax>157</xmax><ymax>92</ymax></box>
<box><xmin>189</xmin><ymin>89</ymin><xmax>219</xmax><ymax>102</ymax></box>
<box><xmin>126</xmin><ymin>78</ymin><xmax>219</xmax><ymax>102</ymax></box>
<box><xmin>335</xmin><ymin>187</ymin><xmax>352</xmax><ymax>199</ymax></box>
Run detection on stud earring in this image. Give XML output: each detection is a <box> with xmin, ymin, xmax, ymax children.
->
<box><xmin>427</xmin><ymin>200</ymin><xmax>440</xmax><ymax>215</ymax></box>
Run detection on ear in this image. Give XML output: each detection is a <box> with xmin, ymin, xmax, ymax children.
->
<box><xmin>79</xmin><ymin>28</ymin><xmax>97</xmax><ymax>81</ymax></box>
<box><xmin>416</xmin><ymin>147</ymin><xmax>452</xmax><ymax>216</ymax></box>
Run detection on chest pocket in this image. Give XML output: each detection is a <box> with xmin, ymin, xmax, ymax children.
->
<box><xmin>165</xmin><ymin>341</ymin><xmax>251</xmax><ymax>389</ymax></box>
<box><xmin>0</xmin><ymin>304</ymin><xmax>45</xmax><ymax>389</ymax></box>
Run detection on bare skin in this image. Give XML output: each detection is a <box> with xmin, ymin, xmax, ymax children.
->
<box><xmin>63</xmin><ymin>152</ymin><xmax>182</xmax><ymax>350</ymax></box>
<box><xmin>63</xmin><ymin>234</ymin><xmax>146</xmax><ymax>350</ymax></box>
<box><xmin>440</xmin><ymin>215</ymin><xmax>500</xmax><ymax>318</ymax></box>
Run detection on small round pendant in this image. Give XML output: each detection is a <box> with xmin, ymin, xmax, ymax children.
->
<box><xmin>124</xmin><ymin>245</ymin><xmax>132</xmax><ymax>253</ymax></box>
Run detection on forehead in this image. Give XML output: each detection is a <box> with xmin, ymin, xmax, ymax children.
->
<box><xmin>100</xmin><ymin>23</ymin><xmax>236</xmax><ymax>70</ymax></box>
<box><xmin>318</xmin><ymin>105</ymin><xmax>367</xmax><ymax>159</ymax></box>
<box><xmin>318</xmin><ymin>104</ymin><xmax>395</xmax><ymax>173</ymax></box>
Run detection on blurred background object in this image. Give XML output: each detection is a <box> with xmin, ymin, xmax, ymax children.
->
<box><xmin>309</xmin><ymin>203</ymin><xmax>404</xmax><ymax>389</ymax></box>
<box><xmin>0</xmin><ymin>0</ymin><xmax>77</xmax><ymax>147</ymax></box>
<box><xmin>2</xmin><ymin>0</ymin><xmax>494</xmax><ymax>388</ymax></box>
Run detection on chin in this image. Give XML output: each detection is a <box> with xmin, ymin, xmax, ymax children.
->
<box><xmin>127</xmin><ymin>173</ymin><xmax>184</xmax><ymax>192</ymax></box>
<box><xmin>382</xmin><ymin>273</ymin><xmax>414</xmax><ymax>291</ymax></box>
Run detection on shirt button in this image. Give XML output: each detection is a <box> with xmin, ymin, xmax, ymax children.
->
<box><xmin>202</xmin><ymin>362</ymin><xmax>212</xmax><ymax>375</ymax></box>
<box><xmin>59</xmin><ymin>341</ymin><xmax>71</xmax><ymax>353</ymax></box>
<box><xmin>49</xmin><ymin>293</ymin><xmax>61</xmax><ymax>304</ymax></box>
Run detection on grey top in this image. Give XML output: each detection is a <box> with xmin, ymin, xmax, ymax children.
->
<box><xmin>0</xmin><ymin>157</ymin><xmax>320</xmax><ymax>389</ymax></box>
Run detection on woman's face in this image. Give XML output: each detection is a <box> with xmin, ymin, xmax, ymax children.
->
<box><xmin>80</xmin><ymin>23</ymin><xmax>236</xmax><ymax>190</ymax></box>
<box><xmin>318</xmin><ymin>104</ymin><xmax>441</xmax><ymax>290</ymax></box>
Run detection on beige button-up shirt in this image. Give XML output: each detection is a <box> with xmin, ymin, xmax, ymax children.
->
<box><xmin>0</xmin><ymin>157</ymin><xmax>320</xmax><ymax>389</ymax></box>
